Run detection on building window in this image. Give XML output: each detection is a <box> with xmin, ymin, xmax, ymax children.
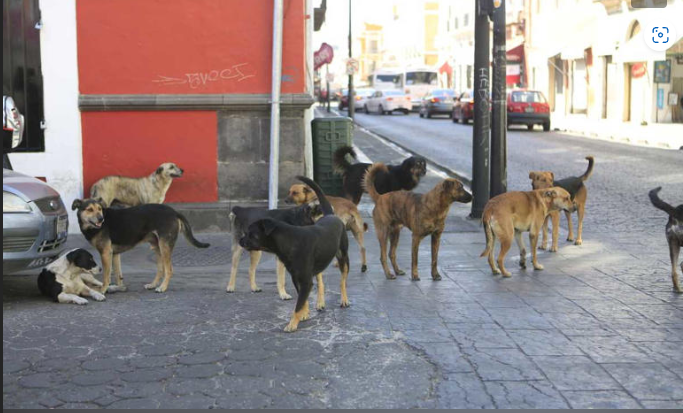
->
<box><xmin>369</xmin><ymin>39</ymin><xmax>379</xmax><ymax>54</ymax></box>
<box><xmin>3</xmin><ymin>0</ymin><xmax>44</xmax><ymax>152</ymax></box>
<box><xmin>464</xmin><ymin>13</ymin><xmax>469</xmax><ymax>27</ymax></box>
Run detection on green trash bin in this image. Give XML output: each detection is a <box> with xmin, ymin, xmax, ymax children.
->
<box><xmin>311</xmin><ymin>117</ymin><xmax>353</xmax><ymax>197</ymax></box>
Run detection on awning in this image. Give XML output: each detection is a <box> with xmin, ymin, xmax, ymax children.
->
<box><xmin>506</xmin><ymin>43</ymin><xmax>524</xmax><ymax>63</ymax></box>
<box><xmin>613</xmin><ymin>35</ymin><xmax>665</xmax><ymax>63</ymax></box>
<box><xmin>438</xmin><ymin>61</ymin><xmax>453</xmax><ymax>74</ymax></box>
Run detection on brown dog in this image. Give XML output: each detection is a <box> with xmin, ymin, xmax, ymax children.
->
<box><xmin>285</xmin><ymin>184</ymin><xmax>368</xmax><ymax>272</ymax></box>
<box><xmin>529</xmin><ymin>156</ymin><xmax>594</xmax><ymax>251</ymax></box>
<box><xmin>364</xmin><ymin>163</ymin><xmax>472</xmax><ymax>280</ymax></box>
<box><xmin>480</xmin><ymin>188</ymin><xmax>576</xmax><ymax>277</ymax></box>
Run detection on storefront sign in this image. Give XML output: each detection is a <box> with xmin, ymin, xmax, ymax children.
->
<box><xmin>314</xmin><ymin>43</ymin><xmax>334</xmax><ymax>71</ymax></box>
<box><xmin>631</xmin><ymin>63</ymin><xmax>646</xmax><ymax>79</ymax></box>
<box><xmin>653</xmin><ymin>60</ymin><xmax>671</xmax><ymax>83</ymax></box>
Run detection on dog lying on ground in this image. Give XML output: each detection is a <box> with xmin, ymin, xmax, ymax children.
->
<box><xmin>239</xmin><ymin>176</ymin><xmax>350</xmax><ymax>333</ymax></box>
<box><xmin>37</xmin><ymin>249</ymin><xmax>106</xmax><ymax>305</ymax></box>
<box><xmin>364</xmin><ymin>163</ymin><xmax>472</xmax><ymax>280</ymax></box>
<box><xmin>72</xmin><ymin>198</ymin><xmax>209</xmax><ymax>293</ymax></box>
<box><xmin>649</xmin><ymin>187</ymin><xmax>683</xmax><ymax>293</ymax></box>
<box><xmin>333</xmin><ymin>146</ymin><xmax>427</xmax><ymax>204</ymax></box>
<box><xmin>480</xmin><ymin>188</ymin><xmax>576</xmax><ymax>277</ymax></box>
<box><xmin>285</xmin><ymin>183</ymin><xmax>368</xmax><ymax>272</ymax></box>
<box><xmin>90</xmin><ymin>162</ymin><xmax>184</xmax><ymax>207</ymax></box>
<box><xmin>227</xmin><ymin>204</ymin><xmax>316</xmax><ymax>299</ymax></box>
<box><xmin>529</xmin><ymin>156</ymin><xmax>594</xmax><ymax>250</ymax></box>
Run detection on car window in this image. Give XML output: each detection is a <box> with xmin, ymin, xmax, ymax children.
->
<box><xmin>434</xmin><ymin>90</ymin><xmax>455</xmax><ymax>97</ymax></box>
<box><xmin>511</xmin><ymin>91</ymin><xmax>546</xmax><ymax>103</ymax></box>
<box><xmin>383</xmin><ymin>90</ymin><xmax>404</xmax><ymax>96</ymax></box>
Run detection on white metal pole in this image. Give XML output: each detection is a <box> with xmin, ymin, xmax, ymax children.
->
<box><xmin>268</xmin><ymin>0</ymin><xmax>284</xmax><ymax>209</ymax></box>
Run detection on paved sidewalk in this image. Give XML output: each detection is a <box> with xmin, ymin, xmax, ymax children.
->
<box><xmin>551</xmin><ymin>114</ymin><xmax>683</xmax><ymax>150</ymax></box>
<box><xmin>3</xmin><ymin>122</ymin><xmax>683</xmax><ymax>409</ymax></box>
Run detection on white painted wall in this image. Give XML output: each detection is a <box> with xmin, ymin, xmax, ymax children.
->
<box><xmin>11</xmin><ymin>0</ymin><xmax>83</xmax><ymax>233</ymax></box>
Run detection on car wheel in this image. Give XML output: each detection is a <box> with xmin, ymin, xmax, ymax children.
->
<box><xmin>426</xmin><ymin>110</ymin><xmax>432</xmax><ymax>119</ymax></box>
<box><xmin>403</xmin><ymin>109</ymin><xmax>409</xmax><ymax>115</ymax></box>
<box><xmin>379</xmin><ymin>105</ymin><xmax>385</xmax><ymax>115</ymax></box>
<box><xmin>419</xmin><ymin>110</ymin><xmax>424</xmax><ymax>118</ymax></box>
<box><xmin>527</xmin><ymin>124</ymin><xmax>534</xmax><ymax>131</ymax></box>
<box><xmin>543</xmin><ymin>121</ymin><xmax>551</xmax><ymax>132</ymax></box>
<box><xmin>452</xmin><ymin>112</ymin><xmax>458</xmax><ymax>123</ymax></box>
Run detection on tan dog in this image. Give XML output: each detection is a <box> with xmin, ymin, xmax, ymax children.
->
<box><xmin>90</xmin><ymin>162</ymin><xmax>184</xmax><ymax>207</ymax></box>
<box><xmin>364</xmin><ymin>163</ymin><xmax>472</xmax><ymax>280</ymax></box>
<box><xmin>529</xmin><ymin>156</ymin><xmax>594</xmax><ymax>251</ymax></box>
<box><xmin>285</xmin><ymin>184</ymin><xmax>368</xmax><ymax>272</ymax></box>
<box><xmin>480</xmin><ymin>188</ymin><xmax>576</xmax><ymax>277</ymax></box>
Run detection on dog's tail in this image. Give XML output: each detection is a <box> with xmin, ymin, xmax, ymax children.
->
<box><xmin>333</xmin><ymin>146</ymin><xmax>357</xmax><ymax>174</ymax></box>
<box><xmin>479</xmin><ymin>217</ymin><xmax>494</xmax><ymax>258</ymax></box>
<box><xmin>296</xmin><ymin>176</ymin><xmax>333</xmax><ymax>216</ymax></box>
<box><xmin>362</xmin><ymin>163</ymin><xmax>387</xmax><ymax>203</ymax></box>
<box><xmin>579</xmin><ymin>156</ymin><xmax>595</xmax><ymax>182</ymax></box>
<box><xmin>649</xmin><ymin>187</ymin><xmax>676</xmax><ymax>216</ymax></box>
<box><xmin>176</xmin><ymin>212</ymin><xmax>210</xmax><ymax>248</ymax></box>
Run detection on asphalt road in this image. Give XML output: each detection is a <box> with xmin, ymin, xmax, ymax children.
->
<box><xmin>348</xmin><ymin>109</ymin><xmax>683</xmax><ymax>245</ymax></box>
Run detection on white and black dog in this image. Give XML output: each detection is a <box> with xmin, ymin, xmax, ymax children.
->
<box><xmin>37</xmin><ymin>249</ymin><xmax>106</xmax><ymax>305</ymax></box>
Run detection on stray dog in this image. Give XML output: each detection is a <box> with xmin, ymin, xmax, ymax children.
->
<box><xmin>72</xmin><ymin>198</ymin><xmax>210</xmax><ymax>293</ymax></box>
<box><xmin>649</xmin><ymin>187</ymin><xmax>683</xmax><ymax>293</ymax></box>
<box><xmin>285</xmin><ymin>183</ymin><xmax>368</xmax><ymax>272</ymax></box>
<box><xmin>239</xmin><ymin>176</ymin><xmax>350</xmax><ymax>333</ymax></box>
<box><xmin>37</xmin><ymin>248</ymin><xmax>106</xmax><ymax>305</ymax></box>
<box><xmin>529</xmin><ymin>156</ymin><xmax>594</xmax><ymax>250</ymax></box>
<box><xmin>480</xmin><ymin>188</ymin><xmax>576</xmax><ymax>277</ymax></box>
<box><xmin>90</xmin><ymin>162</ymin><xmax>184</xmax><ymax>207</ymax></box>
<box><xmin>364</xmin><ymin>163</ymin><xmax>472</xmax><ymax>280</ymax></box>
<box><xmin>333</xmin><ymin>146</ymin><xmax>427</xmax><ymax>204</ymax></box>
<box><xmin>227</xmin><ymin>204</ymin><xmax>316</xmax><ymax>299</ymax></box>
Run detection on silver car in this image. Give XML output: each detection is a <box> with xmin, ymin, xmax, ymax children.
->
<box><xmin>3</xmin><ymin>169</ymin><xmax>69</xmax><ymax>274</ymax></box>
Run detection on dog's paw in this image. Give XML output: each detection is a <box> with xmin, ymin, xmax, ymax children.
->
<box><xmin>283</xmin><ymin>323</ymin><xmax>298</xmax><ymax>333</ymax></box>
<box><xmin>492</xmin><ymin>268</ymin><xmax>502</xmax><ymax>275</ymax></box>
<box><xmin>538</xmin><ymin>244</ymin><xmax>546</xmax><ymax>251</ymax></box>
<box><xmin>226</xmin><ymin>285</ymin><xmax>235</xmax><ymax>293</ymax></box>
<box><xmin>250</xmin><ymin>286</ymin><xmax>262</xmax><ymax>293</ymax></box>
<box><xmin>73</xmin><ymin>296</ymin><xmax>89</xmax><ymax>305</ymax></box>
<box><xmin>361</xmin><ymin>264</ymin><xmax>368</xmax><ymax>273</ymax></box>
<box><xmin>550</xmin><ymin>246</ymin><xmax>558</xmax><ymax>253</ymax></box>
<box><xmin>501</xmin><ymin>270</ymin><xmax>512</xmax><ymax>278</ymax></box>
<box><xmin>396</xmin><ymin>269</ymin><xmax>406</xmax><ymax>276</ymax></box>
<box><xmin>574</xmin><ymin>239</ymin><xmax>583</xmax><ymax>246</ymax></box>
<box><xmin>155</xmin><ymin>286</ymin><xmax>167</xmax><ymax>293</ymax></box>
<box><xmin>144</xmin><ymin>283</ymin><xmax>158</xmax><ymax>290</ymax></box>
<box><xmin>108</xmin><ymin>285</ymin><xmax>127</xmax><ymax>293</ymax></box>
<box><xmin>279</xmin><ymin>292</ymin><xmax>293</xmax><ymax>300</ymax></box>
<box><xmin>411</xmin><ymin>275</ymin><xmax>421</xmax><ymax>281</ymax></box>
<box><xmin>340</xmin><ymin>299</ymin><xmax>350</xmax><ymax>308</ymax></box>
<box><xmin>316</xmin><ymin>301</ymin><xmax>326</xmax><ymax>311</ymax></box>
<box><xmin>91</xmin><ymin>291</ymin><xmax>106</xmax><ymax>302</ymax></box>
<box><xmin>385</xmin><ymin>273</ymin><xmax>397</xmax><ymax>280</ymax></box>
<box><xmin>519</xmin><ymin>260</ymin><xmax>527</xmax><ymax>269</ymax></box>
<box><xmin>566</xmin><ymin>237</ymin><xmax>574</xmax><ymax>242</ymax></box>
<box><xmin>533</xmin><ymin>264</ymin><xmax>545</xmax><ymax>271</ymax></box>
<box><xmin>431</xmin><ymin>273</ymin><xmax>442</xmax><ymax>281</ymax></box>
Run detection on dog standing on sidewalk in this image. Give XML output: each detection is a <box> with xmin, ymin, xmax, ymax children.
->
<box><xmin>364</xmin><ymin>163</ymin><xmax>472</xmax><ymax>280</ymax></box>
<box><xmin>480</xmin><ymin>188</ymin><xmax>576</xmax><ymax>277</ymax></box>
<box><xmin>529</xmin><ymin>156</ymin><xmax>594</xmax><ymax>251</ymax></box>
<box><xmin>285</xmin><ymin>183</ymin><xmax>368</xmax><ymax>272</ymax></box>
<box><xmin>649</xmin><ymin>187</ymin><xmax>682</xmax><ymax>293</ymax></box>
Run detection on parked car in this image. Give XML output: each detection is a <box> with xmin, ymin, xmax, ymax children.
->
<box><xmin>419</xmin><ymin>89</ymin><xmax>456</xmax><ymax>118</ymax></box>
<box><xmin>337</xmin><ymin>89</ymin><xmax>349</xmax><ymax>110</ymax></box>
<box><xmin>353</xmin><ymin>88</ymin><xmax>376</xmax><ymax>113</ymax></box>
<box><xmin>365</xmin><ymin>90</ymin><xmax>412</xmax><ymax>115</ymax></box>
<box><xmin>452</xmin><ymin>90</ymin><xmax>474</xmax><ymax>124</ymax></box>
<box><xmin>3</xmin><ymin>95</ymin><xmax>69</xmax><ymax>275</ymax></box>
<box><xmin>507</xmin><ymin>89</ymin><xmax>551</xmax><ymax>131</ymax></box>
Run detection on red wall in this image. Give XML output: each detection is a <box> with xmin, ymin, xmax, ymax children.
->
<box><xmin>76</xmin><ymin>0</ymin><xmax>305</xmax><ymax>95</ymax></box>
<box><xmin>81</xmin><ymin>112</ymin><xmax>218</xmax><ymax>203</ymax></box>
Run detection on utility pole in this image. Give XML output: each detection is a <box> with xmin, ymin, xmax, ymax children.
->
<box><xmin>347</xmin><ymin>0</ymin><xmax>355</xmax><ymax>120</ymax></box>
<box><xmin>490</xmin><ymin>0</ymin><xmax>507</xmax><ymax>197</ymax></box>
<box><xmin>471</xmin><ymin>0</ymin><xmax>491</xmax><ymax>218</ymax></box>
<box><xmin>326</xmin><ymin>64</ymin><xmax>331</xmax><ymax>112</ymax></box>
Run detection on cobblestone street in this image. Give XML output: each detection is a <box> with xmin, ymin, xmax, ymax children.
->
<box><xmin>3</xmin><ymin>113</ymin><xmax>683</xmax><ymax>408</ymax></box>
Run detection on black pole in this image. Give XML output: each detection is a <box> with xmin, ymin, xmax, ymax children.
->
<box><xmin>347</xmin><ymin>0</ymin><xmax>355</xmax><ymax>120</ymax></box>
<box><xmin>490</xmin><ymin>0</ymin><xmax>507</xmax><ymax>197</ymax></box>
<box><xmin>326</xmin><ymin>64</ymin><xmax>331</xmax><ymax>112</ymax></box>
<box><xmin>471</xmin><ymin>0</ymin><xmax>491</xmax><ymax>219</ymax></box>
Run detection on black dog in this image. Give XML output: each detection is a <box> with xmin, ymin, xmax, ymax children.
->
<box><xmin>333</xmin><ymin>146</ymin><xmax>427</xmax><ymax>204</ymax></box>
<box><xmin>72</xmin><ymin>199</ymin><xmax>210</xmax><ymax>294</ymax></box>
<box><xmin>239</xmin><ymin>176</ymin><xmax>350</xmax><ymax>332</ymax></box>
<box><xmin>649</xmin><ymin>187</ymin><xmax>683</xmax><ymax>293</ymax></box>
<box><xmin>38</xmin><ymin>248</ymin><xmax>105</xmax><ymax>305</ymax></box>
<box><xmin>227</xmin><ymin>204</ymin><xmax>316</xmax><ymax>299</ymax></box>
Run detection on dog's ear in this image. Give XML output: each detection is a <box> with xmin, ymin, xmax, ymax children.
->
<box><xmin>543</xmin><ymin>190</ymin><xmax>557</xmax><ymax>198</ymax></box>
<box><xmin>156</xmin><ymin>166</ymin><xmax>164</xmax><ymax>175</ymax></box>
<box><xmin>66</xmin><ymin>249</ymin><xmax>78</xmax><ymax>264</ymax></box>
<box><xmin>258</xmin><ymin>219</ymin><xmax>278</xmax><ymax>236</ymax></box>
<box><xmin>529</xmin><ymin>172</ymin><xmax>536</xmax><ymax>180</ymax></box>
<box><xmin>303</xmin><ymin>186</ymin><xmax>312</xmax><ymax>194</ymax></box>
<box><xmin>95</xmin><ymin>197</ymin><xmax>106</xmax><ymax>209</ymax></box>
<box><xmin>71</xmin><ymin>199</ymin><xmax>83</xmax><ymax>211</ymax></box>
<box><xmin>442</xmin><ymin>180</ymin><xmax>455</xmax><ymax>191</ymax></box>
<box><xmin>550</xmin><ymin>172</ymin><xmax>555</xmax><ymax>182</ymax></box>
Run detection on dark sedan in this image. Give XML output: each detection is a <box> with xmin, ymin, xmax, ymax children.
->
<box><xmin>419</xmin><ymin>89</ymin><xmax>456</xmax><ymax>119</ymax></box>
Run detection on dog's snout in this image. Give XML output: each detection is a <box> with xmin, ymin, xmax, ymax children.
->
<box><xmin>284</xmin><ymin>197</ymin><xmax>293</xmax><ymax>204</ymax></box>
<box><xmin>97</xmin><ymin>214</ymin><xmax>104</xmax><ymax>223</ymax></box>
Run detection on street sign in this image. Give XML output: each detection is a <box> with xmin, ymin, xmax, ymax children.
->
<box><xmin>346</xmin><ymin>58</ymin><xmax>359</xmax><ymax>75</ymax></box>
<box><xmin>314</xmin><ymin>43</ymin><xmax>334</xmax><ymax>71</ymax></box>
<box><xmin>325</xmin><ymin>72</ymin><xmax>335</xmax><ymax>83</ymax></box>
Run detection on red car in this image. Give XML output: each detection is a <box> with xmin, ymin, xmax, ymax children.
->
<box><xmin>507</xmin><ymin>89</ymin><xmax>551</xmax><ymax>131</ymax></box>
